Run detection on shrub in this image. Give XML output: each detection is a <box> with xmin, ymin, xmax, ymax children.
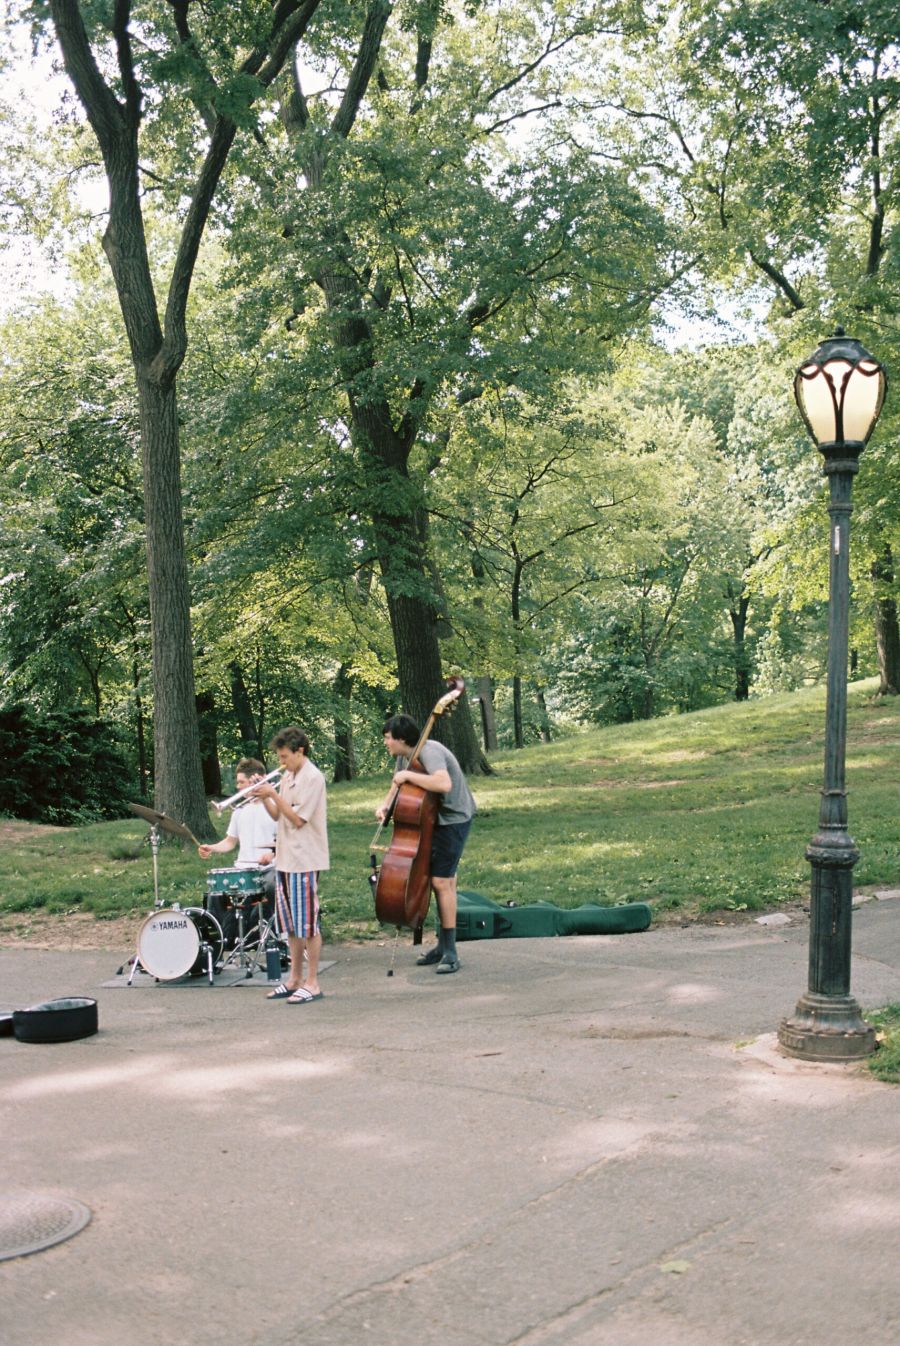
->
<box><xmin>0</xmin><ymin>704</ymin><xmax>137</xmax><ymax>824</ymax></box>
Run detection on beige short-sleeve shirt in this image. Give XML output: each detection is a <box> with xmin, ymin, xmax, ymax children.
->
<box><xmin>275</xmin><ymin>760</ymin><xmax>330</xmax><ymax>873</ymax></box>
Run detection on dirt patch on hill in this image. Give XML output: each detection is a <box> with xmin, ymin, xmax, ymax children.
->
<box><xmin>0</xmin><ymin>901</ymin><xmax>817</xmax><ymax>951</ymax></box>
<box><xmin>0</xmin><ymin>819</ymin><xmax>68</xmax><ymax>843</ymax></box>
<box><xmin>651</xmin><ymin>900</ymin><xmax>811</xmax><ymax>928</ymax></box>
<box><xmin>0</xmin><ymin>908</ymin><xmax>144</xmax><ymax>952</ymax></box>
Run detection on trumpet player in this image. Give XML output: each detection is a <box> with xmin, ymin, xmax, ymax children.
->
<box><xmin>252</xmin><ymin>726</ymin><xmax>329</xmax><ymax>1005</ymax></box>
<box><xmin>197</xmin><ymin>758</ymin><xmax>277</xmax><ymax>945</ymax></box>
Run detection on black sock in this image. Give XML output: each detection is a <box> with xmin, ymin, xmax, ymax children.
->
<box><xmin>441</xmin><ymin>927</ymin><xmax>457</xmax><ymax>958</ymax></box>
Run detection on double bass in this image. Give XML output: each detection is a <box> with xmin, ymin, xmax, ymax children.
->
<box><xmin>370</xmin><ymin>678</ymin><xmax>465</xmax><ymax>941</ymax></box>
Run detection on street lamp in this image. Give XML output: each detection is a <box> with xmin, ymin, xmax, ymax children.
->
<box><xmin>778</xmin><ymin>328</ymin><xmax>887</xmax><ymax>1061</ymax></box>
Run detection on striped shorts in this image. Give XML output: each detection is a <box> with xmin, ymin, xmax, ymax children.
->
<box><xmin>275</xmin><ymin>870</ymin><xmax>320</xmax><ymax>939</ymax></box>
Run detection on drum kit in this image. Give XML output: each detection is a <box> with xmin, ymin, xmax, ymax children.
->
<box><xmin>123</xmin><ymin>802</ymin><xmax>287</xmax><ymax>986</ymax></box>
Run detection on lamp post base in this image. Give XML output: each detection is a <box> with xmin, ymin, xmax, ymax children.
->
<box><xmin>778</xmin><ymin>991</ymin><xmax>876</xmax><ymax>1061</ymax></box>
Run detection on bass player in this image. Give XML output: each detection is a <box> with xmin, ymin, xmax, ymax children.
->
<box><xmin>376</xmin><ymin>714</ymin><xmax>476</xmax><ymax>975</ymax></box>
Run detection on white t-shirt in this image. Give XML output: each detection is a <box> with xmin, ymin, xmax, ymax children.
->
<box><xmin>226</xmin><ymin>799</ymin><xmax>278</xmax><ymax>867</ymax></box>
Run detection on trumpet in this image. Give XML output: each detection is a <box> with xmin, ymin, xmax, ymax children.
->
<box><xmin>213</xmin><ymin>767</ymin><xmax>283</xmax><ymax>815</ymax></box>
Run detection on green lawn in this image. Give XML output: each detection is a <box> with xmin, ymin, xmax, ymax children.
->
<box><xmin>865</xmin><ymin>1004</ymin><xmax>900</xmax><ymax>1084</ymax></box>
<box><xmin>2</xmin><ymin>677</ymin><xmax>900</xmax><ymax>941</ymax></box>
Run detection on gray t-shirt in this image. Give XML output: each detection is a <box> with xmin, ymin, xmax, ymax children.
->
<box><xmin>399</xmin><ymin>740</ymin><xmax>476</xmax><ymax>826</ymax></box>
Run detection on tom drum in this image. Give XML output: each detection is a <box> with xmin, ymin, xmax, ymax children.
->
<box><xmin>205</xmin><ymin>867</ymin><xmax>266</xmax><ymax>906</ymax></box>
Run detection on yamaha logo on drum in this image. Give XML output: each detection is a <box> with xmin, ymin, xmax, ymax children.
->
<box><xmin>157</xmin><ymin>918</ymin><xmax>190</xmax><ymax>929</ymax></box>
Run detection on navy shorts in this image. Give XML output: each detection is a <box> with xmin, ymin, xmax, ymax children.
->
<box><xmin>430</xmin><ymin>820</ymin><xmax>472</xmax><ymax>879</ymax></box>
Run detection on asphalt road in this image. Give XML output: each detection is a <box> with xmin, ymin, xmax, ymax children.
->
<box><xmin>2</xmin><ymin>898</ymin><xmax>899</xmax><ymax>1346</ymax></box>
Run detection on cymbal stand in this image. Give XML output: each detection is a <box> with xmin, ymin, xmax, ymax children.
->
<box><xmin>123</xmin><ymin>823</ymin><xmax>164</xmax><ymax>984</ymax></box>
<box><xmin>149</xmin><ymin>823</ymin><xmax>164</xmax><ymax>907</ymax></box>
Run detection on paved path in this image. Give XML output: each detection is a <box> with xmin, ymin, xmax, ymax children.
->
<box><xmin>2</xmin><ymin>900</ymin><xmax>899</xmax><ymax>1346</ymax></box>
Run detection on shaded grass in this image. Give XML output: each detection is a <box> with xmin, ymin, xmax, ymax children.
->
<box><xmin>865</xmin><ymin>1004</ymin><xmax>900</xmax><ymax>1085</ymax></box>
<box><xmin>2</xmin><ymin>677</ymin><xmax>900</xmax><ymax>941</ymax></box>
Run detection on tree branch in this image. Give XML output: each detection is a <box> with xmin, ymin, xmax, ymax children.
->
<box><xmin>410</xmin><ymin>35</ymin><xmax>432</xmax><ymax>113</ymax></box>
<box><xmin>332</xmin><ymin>0</ymin><xmax>392</xmax><ymax>139</ymax></box>
<box><xmin>247</xmin><ymin>0</ymin><xmax>322</xmax><ymax>83</ymax></box>
<box><xmin>748</xmin><ymin>251</ymin><xmax>804</xmax><ymax>310</ymax></box>
<box><xmin>866</xmin><ymin>83</ymin><xmax>885</xmax><ymax>277</ymax></box>
<box><xmin>168</xmin><ymin>0</ymin><xmax>217</xmax><ymax>134</ymax></box>
<box><xmin>282</xmin><ymin>50</ymin><xmax>310</xmax><ymax>134</ymax></box>
<box><xmin>49</xmin><ymin>1</ymin><xmax>126</xmax><ymax>148</ymax></box>
<box><xmin>486</xmin><ymin>26</ymin><xmax>585</xmax><ymax>104</ymax></box>
<box><xmin>481</xmin><ymin>101</ymin><xmax>565</xmax><ymax>135</ymax></box>
<box><xmin>112</xmin><ymin>0</ymin><xmax>141</xmax><ymax>124</ymax></box>
<box><xmin>159</xmin><ymin>1</ymin><xmax>324</xmax><ymax>380</ymax></box>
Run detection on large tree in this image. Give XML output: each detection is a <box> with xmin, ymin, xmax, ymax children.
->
<box><xmin>218</xmin><ymin>0</ymin><xmax>676</xmax><ymax>766</ymax></box>
<box><xmin>31</xmin><ymin>0</ymin><xmax>332</xmax><ymax>834</ymax></box>
<box><xmin>601</xmin><ymin>0</ymin><xmax>900</xmax><ymax>690</ymax></box>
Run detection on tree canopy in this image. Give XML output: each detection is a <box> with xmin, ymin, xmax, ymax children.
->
<box><xmin>1</xmin><ymin>0</ymin><xmax>898</xmax><ymax>807</ymax></box>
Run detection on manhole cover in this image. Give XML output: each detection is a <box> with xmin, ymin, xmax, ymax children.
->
<box><xmin>0</xmin><ymin>1192</ymin><xmax>92</xmax><ymax>1261</ymax></box>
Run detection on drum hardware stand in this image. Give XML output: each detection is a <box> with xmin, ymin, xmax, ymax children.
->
<box><xmin>219</xmin><ymin>895</ymin><xmax>259</xmax><ymax>978</ymax></box>
<box><xmin>219</xmin><ymin>897</ymin><xmax>286</xmax><ymax>979</ymax></box>
<box><xmin>148</xmin><ymin>822</ymin><xmax>163</xmax><ymax>907</ymax></box>
<box><xmin>120</xmin><ymin>822</ymin><xmax>165</xmax><ymax>985</ymax></box>
<box><xmin>121</xmin><ymin>952</ymin><xmax>147</xmax><ymax>982</ymax></box>
<box><xmin>199</xmin><ymin>932</ymin><xmax>217</xmax><ymax>985</ymax></box>
<box><xmin>126</xmin><ymin>949</ymin><xmax>149</xmax><ymax>986</ymax></box>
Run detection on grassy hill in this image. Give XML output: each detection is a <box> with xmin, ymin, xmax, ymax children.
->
<box><xmin>2</xmin><ymin>677</ymin><xmax>899</xmax><ymax>943</ymax></box>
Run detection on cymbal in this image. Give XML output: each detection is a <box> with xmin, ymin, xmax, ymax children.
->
<box><xmin>127</xmin><ymin>802</ymin><xmax>199</xmax><ymax>845</ymax></box>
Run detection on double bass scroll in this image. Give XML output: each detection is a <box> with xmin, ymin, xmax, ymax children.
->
<box><xmin>369</xmin><ymin>678</ymin><xmax>465</xmax><ymax>938</ymax></box>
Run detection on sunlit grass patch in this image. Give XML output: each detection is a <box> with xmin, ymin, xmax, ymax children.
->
<box><xmin>2</xmin><ymin>676</ymin><xmax>899</xmax><ymax>939</ymax></box>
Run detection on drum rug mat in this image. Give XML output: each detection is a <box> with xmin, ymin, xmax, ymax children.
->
<box><xmin>100</xmin><ymin>959</ymin><xmax>336</xmax><ymax>988</ymax></box>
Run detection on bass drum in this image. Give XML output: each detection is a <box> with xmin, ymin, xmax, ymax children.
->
<box><xmin>137</xmin><ymin>907</ymin><xmax>224</xmax><ymax>980</ymax></box>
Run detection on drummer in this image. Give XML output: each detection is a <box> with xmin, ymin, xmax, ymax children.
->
<box><xmin>197</xmin><ymin>758</ymin><xmax>278</xmax><ymax>945</ymax></box>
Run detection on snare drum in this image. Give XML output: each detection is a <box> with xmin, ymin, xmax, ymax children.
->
<box><xmin>206</xmin><ymin>867</ymin><xmax>265</xmax><ymax>906</ymax></box>
<box><xmin>137</xmin><ymin>907</ymin><xmax>224</xmax><ymax>980</ymax></box>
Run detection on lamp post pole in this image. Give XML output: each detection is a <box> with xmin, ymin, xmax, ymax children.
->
<box><xmin>778</xmin><ymin>330</ymin><xmax>887</xmax><ymax>1062</ymax></box>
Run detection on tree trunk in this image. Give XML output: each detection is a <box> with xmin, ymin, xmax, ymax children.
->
<box><xmin>872</xmin><ymin>546</ymin><xmax>900</xmax><ymax>695</ymax></box>
<box><xmin>229</xmin><ymin>660</ymin><xmax>259</xmax><ymax>756</ymax></box>
<box><xmin>333</xmin><ymin>663</ymin><xmax>356</xmax><ymax>782</ymax></box>
<box><xmin>137</xmin><ymin>374</ymin><xmax>214</xmax><ymax>837</ymax></box>
<box><xmin>133</xmin><ymin>654</ymin><xmax>148</xmax><ymax>798</ymax></box>
<box><xmin>729</xmin><ymin>592</ymin><xmax>751</xmax><ymax>701</ymax></box>
<box><xmin>512</xmin><ymin>674</ymin><xmax>524</xmax><ymax>749</ymax></box>
<box><xmin>119</xmin><ymin>604</ymin><xmax>149</xmax><ymax>797</ymax></box>
<box><xmin>639</xmin><ymin>654</ymin><xmax>655</xmax><ymax>720</ymax></box>
<box><xmin>467</xmin><ymin>537</ymin><xmax>499</xmax><ymax>758</ymax></box>
<box><xmin>364</xmin><ymin>446</ymin><xmax>485</xmax><ymax>769</ymax></box>
<box><xmin>88</xmin><ymin>661</ymin><xmax>102</xmax><ymax>715</ymax></box>
<box><xmin>47</xmin><ymin>0</ymin><xmax>315</xmax><ymax>845</ymax></box>
<box><xmin>307</xmin><ymin>147</ymin><xmax>488</xmax><ymax>770</ymax></box>
<box><xmin>195</xmin><ymin>689</ymin><xmax>221</xmax><ymax>797</ymax></box>
<box><xmin>511</xmin><ymin>555</ymin><xmax>525</xmax><ymax>748</ymax></box>
<box><xmin>376</xmin><ymin>577</ymin><xmax>477</xmax><ymax>766</ymax></box>
<box><xmin>475</xmin><ymin>675</ymin><xmax>498</xmax><ymax>752</ymax></box>
<box><xmin>536</xmin><ymin>687</ymin><xmax>552</xmax><ymax>742</ymax></box>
